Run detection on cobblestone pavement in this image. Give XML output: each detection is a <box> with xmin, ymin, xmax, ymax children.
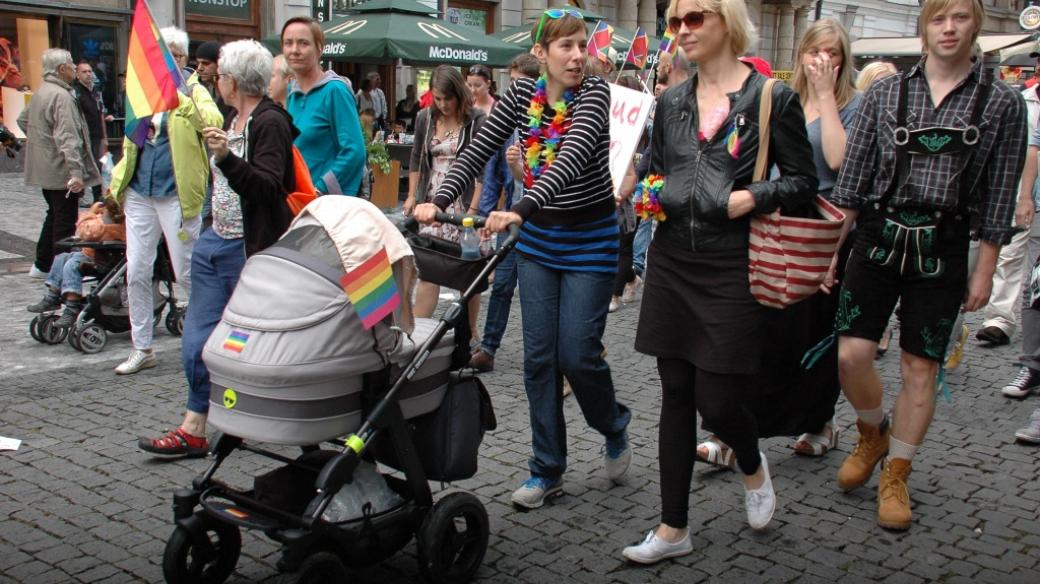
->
<box><xmin>1</xmin><ymin>172</ymin><xmax>1039</xmax><ymax>583</ymax></box>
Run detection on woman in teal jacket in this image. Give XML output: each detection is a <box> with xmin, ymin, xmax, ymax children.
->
<box><xmin>281</xmin><ymin>16</ymin><xmax>366</xmax><ymax>195</ymax></box>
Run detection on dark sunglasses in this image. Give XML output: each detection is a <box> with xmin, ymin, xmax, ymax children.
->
<box><xmin>534</xmin><ymin>8</ymin><xmax>584</xmax><ymax>44</ymax></box>
<box><xmin>668</xmin><ymin>10</ymin><xmax>713</xmax><ymax>34</ymax></box>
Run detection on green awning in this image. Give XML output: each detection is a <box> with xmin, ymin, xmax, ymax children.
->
<box><xmin>264</xmin><ymin>11</ymin><xmax>525</xmax><ymax>66</ymax></box>
<box><xmin>491</xmin><ymin>22</ymin><xmax>660</xmax><ymax>69</ymax></box>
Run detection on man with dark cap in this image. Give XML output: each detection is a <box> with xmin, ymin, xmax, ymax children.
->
<box><xmin>195</xmin><ymin>40</ymin><xmax>232</xmax><ymax>118</ymax></box>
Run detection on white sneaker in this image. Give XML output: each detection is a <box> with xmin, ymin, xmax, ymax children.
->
<box><xmin>608</xmin><ymin>296</ymin><xmax>620</xmax><ymax>313</ymax></box>
<box><xmin>510</xmin><ymin>476</ymin><xmax>564</xmax><ymax>510</ymax></box>
<box><xmin>744</xmin><ymin>452</ymin><xmax>776</xmax><ymax>530</ymax></box>
<box><xmin>115</xmin><ymin>349</ymin><xmax>157</xmax><ymax>375</ymax></box>
<box><xmin>622</xmin><ymin>529</ymin><xmax>693</xmax><ymax>564</ymax></box>
<box><xmin>28</xmin><ymin>265</ymin><xmax>47</xmax><ymax>279</ymax></box>
<box><xmin>622</xmin><ymin>275</ymin><xmax>643</xmax><ymax>303</ymax></box>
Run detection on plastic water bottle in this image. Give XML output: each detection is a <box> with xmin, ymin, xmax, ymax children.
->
<box><xmin>460</xmin><ymin>216</ymin><xmax>480</xmax><ymax>260</ymax></box>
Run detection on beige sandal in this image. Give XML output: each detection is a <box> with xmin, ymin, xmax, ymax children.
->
<box><xmin>793</xmin><ymin>421</ymin><xmax>839</xmax><ymax>456</ymax></box>
<box><xmin>695</xmin><ymin>436</ymin><xmax>737</xmax><ymax>470</ymax></box>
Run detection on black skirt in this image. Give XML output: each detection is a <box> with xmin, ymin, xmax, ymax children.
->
<box><xmin>635</xmin><ymin>239</ymin><xmax>766</xmax><ymax>375</ymax></box>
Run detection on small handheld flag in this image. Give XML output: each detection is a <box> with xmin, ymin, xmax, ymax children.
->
<box><xmin>658</xmin><ymin>28</ymin><xmax>678</xmax><ymax>58</ymax></box>
<box><xmin>587</xmin><ymin>21</ymin><xmax>615</xmax><ymax>63</ymax></box>
<box><xmin>340</xmin><ymin>248</ymin><xmax>400</xmax><ymax>330</ymax></box>
<box><xmin>124</xmin><ymin>0</ymin><xmax>187</xmax><ymax>147</ymax></box>
<box><xmin>625</xmin><ymin>27</ymin><xmax>649</xmax><ymax>70</ymax></box>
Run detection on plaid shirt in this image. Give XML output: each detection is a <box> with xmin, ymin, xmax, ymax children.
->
<box><xmin>832</xmin><ymin>58</ymin><xmax>1027</xmax><ymax>245</ymax></box>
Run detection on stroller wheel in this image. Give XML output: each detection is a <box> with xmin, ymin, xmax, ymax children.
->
<box><xmin>166</xmin><ymin>306</ymin><xmax>185</xmax><ymax>336</ymax></box>
<box><xmin>416</xmin><ymin>492</ymin><xmax>489</xmax><ymax>584</ymax></box>
<box><xmin>39</xmin><ymin>314</ymin><xmax>68</xmax><ymax>345</ymax></box>
<box><xmin>29</xmin><ymin>315</ymin><xmax>44</xmax><ymax>343</ymax></box>
<box><xmin>76</xmin><ymin>324</ymin><xmax>108</xmax><ymax>354</ymax></box>
<box><xmin>162</xmin><ymin>519</ymin><xmax>241</xmax><ymax>584</ymax></box>
<box><xmin>67</xmin><ymin>324</ymin><xmax>82</xmax><ymax>351</ymax></box>
<box><xmin>276</xmin><ymin>551</ymin><xmax>348</xmax><ymax>584</ymax></box>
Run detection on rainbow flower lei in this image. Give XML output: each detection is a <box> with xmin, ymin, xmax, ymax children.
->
<box><xmin>634</xmin><ymin>174</ymin><xmax>666</xmax><ymax>221</ymax></box>
<box><xmin>524</xmin><ymin>74</ymin><xmax>576</xmax><ymax>188</ymax></box>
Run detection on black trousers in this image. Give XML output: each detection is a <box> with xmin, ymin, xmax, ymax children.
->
<box><xmin>658</xmin><ymin>357</ymin><xmax>760</xmax><ymax>529</ymax></box>
<box><xmin>613</xmin><ymin>230</ymin><xmax>636</xmax><ymax>296</ymax></box>
<box><xmin>35</xmin><ymin>188</ymin><xmax>80</xmax><ymax>272</ymax></box>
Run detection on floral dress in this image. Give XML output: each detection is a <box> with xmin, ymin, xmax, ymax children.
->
<box><xmin>418</xmin><ymin>133</ymin><xmax>465</xmax><ymax>242</ymax></box>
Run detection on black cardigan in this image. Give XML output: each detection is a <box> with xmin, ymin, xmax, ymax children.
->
<box><xmin>215</xmin><ymin>96</ymin><xmax>295</xmax><ymax>257</ymax></box>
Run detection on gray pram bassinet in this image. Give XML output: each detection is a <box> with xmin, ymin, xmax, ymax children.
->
<box><xmin>203</xmin><ymin>197</ymin><xmax>453</xmax><ymax>446</ymax></box>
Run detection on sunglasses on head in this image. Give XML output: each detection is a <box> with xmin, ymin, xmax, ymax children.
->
<box><xmin>534</xmin><ymin>8</ymin><xmax>584</xmax><ymax>44</ymax></box>
<box><xmin>668</xmin><ymin>10</ymin><xmax>713</xmax><ymax>34</ymax></box>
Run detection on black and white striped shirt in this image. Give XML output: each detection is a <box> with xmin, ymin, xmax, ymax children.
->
<box><xmin>433</xmin><ymin>75</ymin><xmax>617</xmax><ymax>225</ymax></box>
<box><xmin>432</xmin><ymin>75</ymin><xmax>619</xmax><ymax>271</ymax></box>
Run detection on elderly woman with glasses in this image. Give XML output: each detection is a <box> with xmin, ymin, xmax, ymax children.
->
<box><xmin>138</xmin><ymin>39</ymin><xmax>295</xmax><ymax>458</ymax></box>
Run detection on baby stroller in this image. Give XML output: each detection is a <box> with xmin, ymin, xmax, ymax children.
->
<box><xmin>162</xmin><ymin>197</ymin><xmax>517</xmax><ymax>583</ymax></box>
<box><xmin>29</xmin><ymin>236</ymin><xmax>184</xmax><ymax>353</ymax></box>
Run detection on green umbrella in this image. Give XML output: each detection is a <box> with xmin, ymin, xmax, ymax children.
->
<box><xmin>348</xmin><ymin>0</ymin><xmax>437</xmax><ymax>16</ymax></box>
<box><xmin>264</xmin><ymin>11</ymin><xmax>524</xmax><ymax>66</ymax></box>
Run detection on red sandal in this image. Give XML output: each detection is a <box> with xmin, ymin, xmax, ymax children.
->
<box><xmin>138</xmin><ymin>428</ymin><xmax>209</xmax><ymax>458</ymax></box>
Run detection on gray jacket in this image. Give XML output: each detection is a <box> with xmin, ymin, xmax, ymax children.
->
<box><xmin>18</xmin><ymin>73</ymin><xmax>100</xmax><ymax>191</ymax></box>
<box><xmin>409</xmin><ymin>106</ymin><xmax>487</xmax><ymax>203</ymax></box>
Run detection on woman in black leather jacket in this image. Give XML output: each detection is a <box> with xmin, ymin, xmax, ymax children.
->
<box><xmin>624</xmin><ymin>0</ymin><xmax>817</xmax><ymax>565</ymax></box>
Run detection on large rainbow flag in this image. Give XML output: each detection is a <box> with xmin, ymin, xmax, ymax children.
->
<box><xmin>340</xmin><ymin>247</ymin><xmax>401</xmax><ymax>330</ymax></box>
<box><xmin>124</xmin><ymin>0</ymin><xmax>185</xmax><ymax>147</ymax></box>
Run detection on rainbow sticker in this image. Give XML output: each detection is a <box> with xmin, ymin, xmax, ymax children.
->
<box><xmin>725</xmin><ymin>123</ymin><xmax>741</xmax><ymax>159</ymax></box>
<box><xmin>223</xmin><ymin>330</ymin><xmax>249</xmax><ymax>353</ymax></box>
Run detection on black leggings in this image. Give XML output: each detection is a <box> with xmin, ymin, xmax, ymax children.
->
<box><xmin>658</xmin><ymin>357</ymin><xmax>760</xmax><ymax>529</ymax></box>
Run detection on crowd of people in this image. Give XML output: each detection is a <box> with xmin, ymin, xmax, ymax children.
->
<box><xmin>13</xmin><ymin>0</ymin><xmax>1040</xmax><ymax>567</ymax></box>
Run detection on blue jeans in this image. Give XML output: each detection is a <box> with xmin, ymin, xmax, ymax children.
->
<box><xmin>182</xmin><ymin>229</ymin><xmax>246</xmax><ymax>414</ymax></box>
<box><xmin>632</xmin><ymin>217</ymin><xmax>653</xmax><ymax>277</ymax></box>
<box><xmin>516</xmin><ymin>256</ymin><xmax>631</xmax><ymax>480</ymax></box>
<box><xmin>479</xmin><ymin>232</ymin><xmax>519</xmax><ymax>356</ymax></box>
<box><xmin>46</xmin><ymin>251</ymin><xmax>88</xmax><ymax>296</ymax></box>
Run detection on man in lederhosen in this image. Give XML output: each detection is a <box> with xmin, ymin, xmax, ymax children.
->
<box><xmin>827</xmin><ymin>0</ymin><xmax>1026</xmax><ymax>530</ymax></box>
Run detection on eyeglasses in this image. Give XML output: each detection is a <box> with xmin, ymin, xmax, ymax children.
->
<box><xmin>668</xmin><ymin>10</ymin><xmax>714</xmax><ymax>34</ymax></box>
<box><xmin>534</xmin><ymin>8</ymin><xmax>583</xmax><ymax>45</ymax></box>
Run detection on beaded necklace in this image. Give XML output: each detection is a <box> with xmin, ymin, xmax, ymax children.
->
<box><xmin>524</xmin><ymin>74</ymin><xmax>576</xmax><ymax>188</ymax></box>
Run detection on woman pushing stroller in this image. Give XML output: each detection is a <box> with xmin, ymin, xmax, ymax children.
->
<box><xmin>414</xmin><ymin>8</ymin><xmax>632</xmax><ymax>509</ymax></box>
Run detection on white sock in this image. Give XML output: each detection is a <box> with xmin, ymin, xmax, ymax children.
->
<box><xmin>856</xmin><ymin>406</ymin><xmax>885</xmax><ymax>427</ymax></box>
<box><xmin>888</xmin><ymin>437</ymin><xmax>918</xmax><ymax>461</ymax></box>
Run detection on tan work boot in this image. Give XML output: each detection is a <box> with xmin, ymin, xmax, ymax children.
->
<box><xmin>836</xmin><ymin>418</ymin><xmax>890</xmax><ymax>491</ymax></box>
<box><xmin>877</xmin><ymin>457</ymin><xmax>913</xmax><ymax>530</ymax></box>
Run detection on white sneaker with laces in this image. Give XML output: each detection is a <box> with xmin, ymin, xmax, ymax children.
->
<box><xmin>744</xmin><ymin>452</ymin><xmax>776</xmax><ymax>530</ymax></box>
<box><xmin>28</xmin><ymin>265</ymin><xmax>48</xmax><ymax>279</ymax></box>
<box><xmin>115</xmin><ymin>349</ymin><xmax>157</xmax><ymax>375</ymax></box>
<box><xmin>622</xmin><ymin>529</ymin><xmax>693</xmax><ymax>564</ymax></box>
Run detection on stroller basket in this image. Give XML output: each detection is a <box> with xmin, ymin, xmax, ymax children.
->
<box><xmin>407</xmin><ymin>233</ymin><xmax>491</xmax><ymax>294</ymax></box>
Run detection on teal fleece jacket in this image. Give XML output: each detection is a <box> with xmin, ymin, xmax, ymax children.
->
<box><xmin>287</xmin><ymin>71</ymin><xmax>365</xmax><ymax>195</ymax></box>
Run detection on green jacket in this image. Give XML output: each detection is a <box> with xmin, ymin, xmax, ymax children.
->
<box><xmin>109</xmin><ymin>75</ymin><xmax>223</xmax><ymax>219</ymax></box>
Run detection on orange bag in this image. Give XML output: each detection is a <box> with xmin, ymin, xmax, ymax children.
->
<box><xmin>286</xmin><ymin>146</ymin><xmax>318</xmax><ymax>216</ymax></box>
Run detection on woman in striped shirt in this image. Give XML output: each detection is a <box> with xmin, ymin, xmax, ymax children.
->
<box><xmin>414</xmin><ymin>9</ymin><xmax>632</xmax><ymax>510</ymax></box>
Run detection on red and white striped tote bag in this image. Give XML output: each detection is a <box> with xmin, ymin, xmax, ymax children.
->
<box><xmin>747</xmin><ymin>79</ymin><xmax>846</xmax><ymax>309</ymax></box>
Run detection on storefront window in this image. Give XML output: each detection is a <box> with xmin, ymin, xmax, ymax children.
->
<box><xmin>1</xmin><ymin>15</ymin><xmax>48</xmax><ymax>136</ymax></box>
<box><xmin>67</xmin><ymin>23</ymin><xmax>118</xmax><ymax>116</ymax></box>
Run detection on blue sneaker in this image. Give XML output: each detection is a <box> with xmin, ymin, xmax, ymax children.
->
<box><xmin>605</xmin><ymin>431</ymin><xmax>632</xmax><ymax>483</ymax></box>
<box><xmin>510</xmin><ymin>476</ymin><xmax>563</xmax><ymax>509</ymax></box>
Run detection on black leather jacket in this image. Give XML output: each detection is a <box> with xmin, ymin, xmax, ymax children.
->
<box><xmin>650</xmin><ymin>71</ymin><xmax>818</xmax><ymax>252</ymax></box>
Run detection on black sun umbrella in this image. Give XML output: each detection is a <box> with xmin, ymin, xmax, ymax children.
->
<box><xmin>1001</xmin><ymin>52</ymin><xmax>1038</xmax><ymax>68</ymax></box>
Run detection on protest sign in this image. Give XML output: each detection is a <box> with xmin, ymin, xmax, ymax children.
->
<box><xmin>608</xmin><ymin>83</ymin><xmax>654</xmax><ymax>194</ymax></box>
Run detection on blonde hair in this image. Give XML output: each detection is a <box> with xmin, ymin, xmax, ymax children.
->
<box><xmin>791</xmin><ymin>19</ymin><xmax>856</xmax><ymax>111</ymax></box>
<box><xmin>856</xmin><ymin>61</ymin><xmax>898</xmax><ymax>91</ymax></box>
<box><xmin>666</xmin><ymin>0</ymin><xmax>757</xmax><ymax>57</ymax></box>
<box><xmin>919</xmin><ymin>0</ymin><xmax>985</xmax><ymax>47</ymax></box>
